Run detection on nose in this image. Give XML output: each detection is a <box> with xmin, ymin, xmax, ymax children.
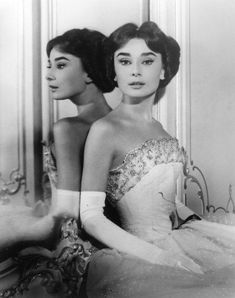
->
<box><xmin>131</xmin><ymin>62</ymin><xmax>141</xmax><ymax>77</ymax></box>
<box><xmin>46</xmin><ymin>69</ymin><xmax>55</xmax><ymax>81</ymax></box>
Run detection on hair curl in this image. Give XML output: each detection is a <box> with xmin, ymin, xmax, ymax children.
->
<box><xmin>47</xmin><ymin>28</ymin><xmax>115</xmax><ymax>93</ymax></box>
<box><xmin>105</xmin><ymin>22</ymin><xmax>180</xmax><ymax>89</ymax></box>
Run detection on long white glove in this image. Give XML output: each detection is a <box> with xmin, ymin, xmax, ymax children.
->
<box><xmin>50</xmin><ymin>189</ymin><xmax>80</xmax><ymax>218</ymax></box>
<box><xmin>176</xmin><ymin>200</ymin><xmax>201</xmax><ymax>220</ymax></box>
<box><xmin>80</xmin><ymin>191</ymin><xmax>105</xmax><ymax>226</ymax></box>
<box><xmin>80</xmin><ymin>191</ymin><xmax>167</xmax><ymax>263</ymax></box>
<box><xmin>80</xmin><ymin>191</ymin><xmax>203</xmax><ymax>273</ymax></box>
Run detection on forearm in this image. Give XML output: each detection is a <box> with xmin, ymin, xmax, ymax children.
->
<box><xmin>50</xmin><ymin>189</ymin><xmax>80</xmax><ymax>218</ymax></box>
<box><xmin>176</xmin><ymin>201</ymin><xmax>199</xmax><ymax>218</ymax></box>
<box><xmin>81</xmin><ymin>192</ymin><xmax>161</xmax><ymax>263</ymax></box>
<box><xmin>84</xmin><ymin>215</ymin><xmax>161</xmax><ymax>263</ymax></box>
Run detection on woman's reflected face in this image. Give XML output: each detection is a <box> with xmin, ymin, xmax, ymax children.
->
<box><xmin>114</xmin><ymin>38</ymin><xmax>165</xmax><ymax>98</ymax></box>
<box><xmin>46</xmin><ymin>47</ymin><xmax>88</xmax><ymax>100</ymax></box>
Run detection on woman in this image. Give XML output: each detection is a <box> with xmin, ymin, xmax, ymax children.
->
<box><xmin>45</xmin><ymin>28</ymin><xmax>114</xmax><ymax>217</ymax></box>
<box><xmin>81</xmin><ymin>22</ymin><xmax>235</xmax><ymax>298</ymax></box>
<box><xmin>0</xmin><ymin>28</ymin><xmax>114</xmax><ymax>297</ymax></box>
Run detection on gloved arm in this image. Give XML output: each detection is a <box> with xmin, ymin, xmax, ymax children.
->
<box><xmin>50</xmin><ymin>188</ymin><xmax>80</xmax><ymax>218</ymax></box>
<box><xmin>176</xmin><ymin>201</ymin><xmax>197</xmax><ymax>219</ymax></box>
<box><xmin>172</xmin><ymin>201</ymin><xmax>201</xmax><ymax>229</ymax></box>
<box><xmin>80</xmin><ymin>191</ymin><xmax>203</xmax><ymax>273</ymax></box>
<box><xmin>80</xmin><ymin>191</ymin><xmax>163</xmax><ymax>264</ymax></box>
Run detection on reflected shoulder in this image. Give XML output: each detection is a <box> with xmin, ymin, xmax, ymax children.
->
<box><xmin>53</xmin><ymin>117</ymin><xmax>90</xmax><ymax>149</ymax></box>
<box><xmin>54</xmin><ymin>117</ymin><xmax>89</xmax><ymax>135</ymax></box>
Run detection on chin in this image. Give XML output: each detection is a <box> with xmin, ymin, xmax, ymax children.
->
<box><xmin>126</xmin><ymin>90</ymin><xmax>155</xmax><ymax>98</ymax></box>
<box><xmin>52</xmin><ymin>95</ymin><xmax>67</xmax><ymax>101</ymax></box>
<box><xmin>124</xmin><ymin>86</ymin><xmax>157</xmax><ymax>98</ymax></box>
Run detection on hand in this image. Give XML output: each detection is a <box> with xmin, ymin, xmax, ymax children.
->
<box><xmin>33</xmin><ymin>200</ymin><xmax>50</xmax><ymax>217</ymax></box>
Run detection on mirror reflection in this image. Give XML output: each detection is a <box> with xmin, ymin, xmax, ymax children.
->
<box><xmin>1</xmin><ymin>0</ymin><xmax>235</xmax><ymax>297</ymax></box>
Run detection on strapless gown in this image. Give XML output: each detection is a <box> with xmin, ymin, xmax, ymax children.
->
<box><xmin>86</xmin><ymin>138</ymin><xmax>235</xmax><ymax>298</ymax></box>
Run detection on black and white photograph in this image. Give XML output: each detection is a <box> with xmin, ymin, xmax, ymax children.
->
<box><xmin>1</xmin><ymin>0</ymin><xmax>235</xmax><ymax>297</ymax></box>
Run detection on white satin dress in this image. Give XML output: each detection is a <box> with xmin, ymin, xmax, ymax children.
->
<box><xmin>86</xmin><ymin>138</ymin><xmax>235</xmax><ymax>298</ymax></box>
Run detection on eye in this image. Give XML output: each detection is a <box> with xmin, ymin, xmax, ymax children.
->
<box><xmin>118</xmin><ymin>59</ymin><xmax>131</xmax><ymax>65</ymax></box>
<box><xmin>56</xmin><ymin>63</ymin><xmax>66</xmax><ymax>69</ymax></box>
<box><xmin>142</xmin><ymin>59</ymin><xmax>154</xmax><ymax>65</ymax></box>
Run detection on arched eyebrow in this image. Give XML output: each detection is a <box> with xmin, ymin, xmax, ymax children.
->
<box><xmin>48</xmin><ymin>56</ymin><xmax>70</xmax><ymax>64</ymax></box>
<box><xmin>141</xmin><ymin>52</ymin><xmax>157</xmax><ymax>57</ymax></box>
<box><xmin>116</xmin><ymin>52</ymin><xmax>130</xmax><ymax>57</ymax></box>
<box><xmin>54</xmin><ymin>56</ymin><xmax>70</xmax><ymax>61</ymax></box>
<box><xmin>116</xmin><ymin>52</ymin><xmax>157</xmax><ymax>57</ymax></box>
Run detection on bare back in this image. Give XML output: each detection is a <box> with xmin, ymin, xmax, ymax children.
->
<box><xmin>54</xmin><ymin>116</ymin><xmax>91</xmax><ymax>191</ymax></box>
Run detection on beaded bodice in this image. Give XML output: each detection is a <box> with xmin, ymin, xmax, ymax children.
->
<box><xmin>43</xmin><ymin>143</ymin><xmax>58</xmax><ymax>188</ymax></box>
<box><xmin>106</xmin><ymin>138</ymin><xmax>186</xmax><ymax>206</ymax></box>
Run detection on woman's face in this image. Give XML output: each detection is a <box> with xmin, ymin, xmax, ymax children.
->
<box><xmin>46</xmin><ymin>47</ymin><xmax>88</xmax><ymax>100</ymax></box>
<box><xmin>114</xmin><ymin>38</ymin><xmax>164</xmax><ymax>98</ymax></box>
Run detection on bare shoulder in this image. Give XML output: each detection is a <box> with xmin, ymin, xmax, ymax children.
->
<box><xmin>54</xmin><ymin>117</ymin><xmax>89</xmax><ymax>134</ymax></box>
<box><xmin>88</xmin><ymin>112</ymin><xmax>118</xmax><ymax>143</ymax></box>
<box><xmin>53</xmin><ymin>117</ymin><xmax>90</xmax><ymax>144</ymax></box>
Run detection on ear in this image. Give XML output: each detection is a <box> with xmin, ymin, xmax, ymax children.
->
<box><xmin>84</xmin><ymin>73</ymin><xmax>93</xmax><ymax>84</ymax></box>
<box><xmin>114</xmin><ymin>75</ymin><xmax>117</xmax><ymax>82</ymax></box>
<box><xmin>160</xmin><ymin>69</ymin><xmax>165</xmax><ymax>80</ymax></box>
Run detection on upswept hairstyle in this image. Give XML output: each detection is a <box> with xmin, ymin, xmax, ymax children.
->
<box><xmin>46</xmin><ymin>28</ymin><xmax>115</xmax><ymax>93</ymax></box>
<box><xmin>106</xmin><ymin>22</ymin><xmax>180</xmax><ymax>89</ymax></box>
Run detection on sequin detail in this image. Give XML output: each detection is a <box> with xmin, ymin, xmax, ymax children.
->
<box><xmin>43</xmin><ymin>144</ymin><xmax>58</xmax><ymax>187</ymax></box>
<box><xmin>106</xmin><ymin>138</ymin><xmax>186</xmax><ymax>205</ymax></box>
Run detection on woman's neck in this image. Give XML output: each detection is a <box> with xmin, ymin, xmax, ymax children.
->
<box><xmin>70</xmin><ymin>84</ymin><xmax>111</xmax><ymax>123</ymax></box>
<box><xmin>118</xmin><ymin>93</ymin><xmax>155</xmax><ymax>122</ymax></box>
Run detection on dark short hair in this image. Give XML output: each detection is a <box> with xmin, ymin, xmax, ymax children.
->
<box><xmin>105</xmin><ymin>22</ymin><xmax>180</xmax><ymax>89</ymax></box>
<box><xmin>47</xmin><ymin>28</ymin><xmax>115</xmax><ymax>93</ymax></box>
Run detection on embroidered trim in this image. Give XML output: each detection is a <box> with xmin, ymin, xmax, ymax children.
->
<box><xmin>43</xmin><ymin>144</ymin><xmax>58</xmax><ymax>187</ymax></box>
<box><xmin>106</xmin><ymin>138</ymin><xmax>186</xmax><ymax>205</ymax></box>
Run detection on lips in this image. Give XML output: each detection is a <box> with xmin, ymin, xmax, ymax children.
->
<box><xmin>49</xmin><ymin>85</ymin><xmax>58</xmax><ymax>91</ymax></box>
<box><xmin>129</xmin><ymin>82</ymin><xmax>145</xmax><ymax>86</ymax></box>
<box><xmin>128</xmin><ymin>81</ymin><xmax>145</xmax><ymax>89</ymax></box>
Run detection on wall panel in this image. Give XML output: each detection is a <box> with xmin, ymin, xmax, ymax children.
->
<box><xmin>0</xmin><ymin>0</ymin><xmax>38</xmax><ymax>205</ymax></box>
<box><xmin>150</xmin><ymin>0</ymin><xmax>235</xmax><ymax>210</ymax></box>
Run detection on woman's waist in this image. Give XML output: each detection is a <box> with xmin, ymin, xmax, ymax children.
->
<box><xmin>122</xmin><ymin>218</ymin><xmax>172</xmax><ymax>242</ymax></box>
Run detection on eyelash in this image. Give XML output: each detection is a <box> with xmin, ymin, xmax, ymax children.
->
<box><xmin>142</xmin><ymin>59</ymin><xmax>154</xmax><ymax>65</ymax></box>
<box><xmin>56</xmin><ymin>63</ymin><xmax>66</xmax><ymax>69</ymax></box>
<box><xmin>46</xmin><ymin>63</ymin><xmax>66</xmax><ymax>69</ymax></box>
<box><xmin>119</xmin><ymin>59</ymin><xmax>131</xmax><ymax>65</ymax></box>
<box><xmin>118</xmin><ymin>59</ymin><xmax>154</xmax><ymax>66</ymax></box>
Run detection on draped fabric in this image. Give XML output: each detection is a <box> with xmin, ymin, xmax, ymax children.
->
<box><xmin>86</xmin><ymin>138</ymin><xmax>235</xmax><ymax>298</ymax></box>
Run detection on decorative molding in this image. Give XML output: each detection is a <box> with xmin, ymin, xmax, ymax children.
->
<box><xmin>174</xmin><ymin>0</ymin><xmax>190</xmax><ymax>149</ymax></box>
<box><xmin>149</xmin><ymin>0</ymin><xmax>213</xmax><ymax>210</ymax></box>
<box><xmin>140</xmin><ymin>0</ymin><xmax>150</xmax><ymax>22</ymax></box>
<box><xmin>149</xmin><ymin>0</ymin><xmax>169</xmax><ymax>125</ymax></box>
<box><xmin>48</xmin><ymin>0</ymin><xmax>59</xmax><ymax>124</ymax></box>
<box><xmin>183</xmin><ymin>159</ymin><xmax>210</xmax><ymax>215</ymax></box>
<box><xmin>41</xmin><ymin>0</ymin><xmax>59</xmax><ymax>143</ymax></box>
<box><xmin>226</xmin><ymin>184</ymin><xmax>235</xmax><ymax>213</ymax></box>
<box><xmin>207</xmin><ymin>184</ymin><xmax>235</xmax><ymax>214</ymax></box>
<box><xmin>0</xmin><ymin>0</ymin><xmax>28</xmax><ymax>204</ymax></box>
<box><xmin>149</xmin><ymin>0</ymin><xmax>190</xmax><ymax>146</ymax></box>
<box><xmin>175</xmin><ymin>0</ymin><xmax>213</xmax><ymax>213</ymax></box>
<box><xmin>0</xmin><ymin>171</ymin><xmax>26</xmax><ymax>204</ymax></box>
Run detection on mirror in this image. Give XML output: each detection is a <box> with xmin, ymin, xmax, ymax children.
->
<box><xmin>0</xmin><ymin>0</ymin><xmax>149</xmax><ymax>206</ymax></box>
